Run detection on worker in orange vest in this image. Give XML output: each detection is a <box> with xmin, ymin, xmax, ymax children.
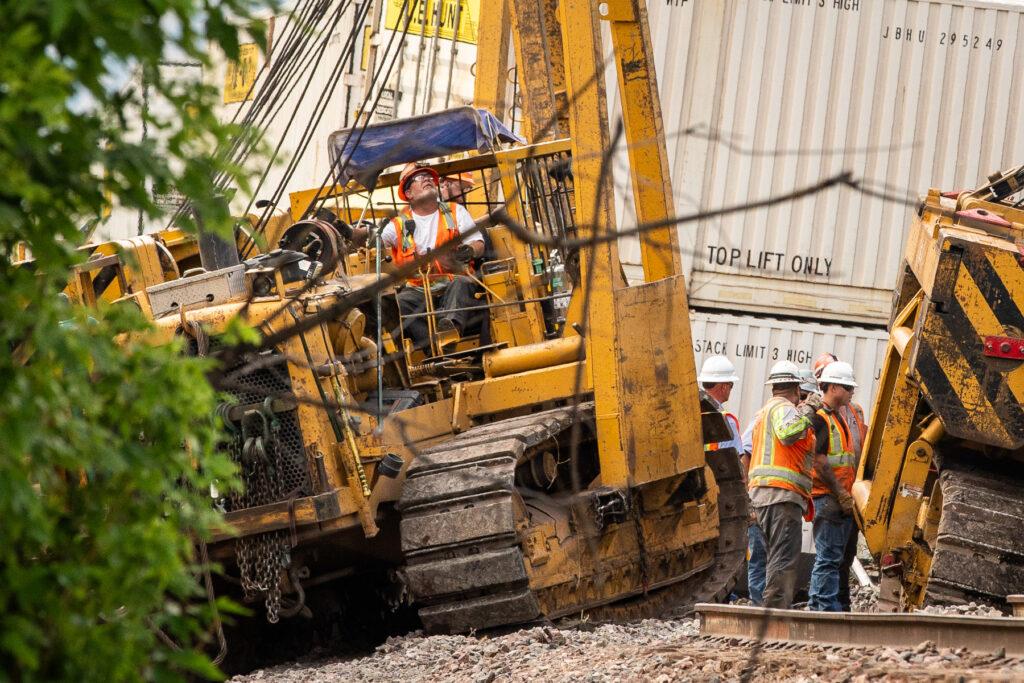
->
<box><xmin>379</xmin><ymin>164</ymin><xmax>485</xmax><ymax>349</ymax></box>
<box><xmin>440</xmin><ymin>172</ymin><xmax>475</xmax><ymax>205</ymax></box>
<box><xmin>747</xmin><ymin>360</ymin><xmax>823</xmax><ymax>608</ymax></box>
<box><xmin>807</xmin><ymin>361</ymin><xmax>859</xmax><ymax>611</ymax></box>
<box><xmin>812</xmin><ymin>352</ymin><xmax>868</xmax><ymax>611</ymax></box>
<box><xmin>812</xmin><ymin>353</ymin><xmax>867</xmax><ymax>455</ymax></box>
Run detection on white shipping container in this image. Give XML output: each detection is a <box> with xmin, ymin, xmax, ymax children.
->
<box><xmin>100</xmin><ymin>61</ymin><xmax>205</xmax><ymax>240</ymax></box>
<box><xmin>689</xmin><ymin>309</ymin><xmax>889</xmax><ymax>433</ymax></box>
<box><xmin>614</xmin><ymin>0</ymin><xmax>1024</xmax><ymax>324</ymax></box>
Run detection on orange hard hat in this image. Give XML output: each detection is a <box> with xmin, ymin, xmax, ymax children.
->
<box><xmin>397</xmin><ymin>163</ymin><xmax>439</xmax><ymax>201</ymax></box>
<box><xmin>444</xmin><ymin>172</ymin><xmax>476</xmax><ymax>189</ymax></box>
<box><xmin>812</xmin><ymin>352</ymin><xmax>839</xmax><ymax>378</ymax></box>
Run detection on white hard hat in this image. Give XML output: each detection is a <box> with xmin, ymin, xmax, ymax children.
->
<box><xmin>765</xmin><ymin>360</ymin><xmax>802</xmax><ymax>385</ymax></box>
<box><xmin>818</xmin><ymin>360</ymin><xmax>858</xmax><ymax>387</ymax></box>
<box><xmin>798</xmin><ymin>369</ymin><xmax>820</xmax><ymax>395</ymax></box>
<box><xmin>698</xmin><ymin>355</ymin><xmax>739</xmax><ymax>384</ymax></box>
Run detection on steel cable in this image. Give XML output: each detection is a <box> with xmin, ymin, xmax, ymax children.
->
<box><xmin>165</xmin><ymin>0</ymin><xmax>328</xmax><ymax>227</ymax></box>
<box><xmin>294</xmin><ymin>0</ymin><xmax>417</xmax><ymax>222</ymax></box>
<box><xmin>249</xmin><ymin>0</ymin><xmax>369</xmax><ymax>223</ymax></box>
<box><xmin>239</xmin><ymin>0</ymin><xmax>417</xmax><ymax>256</ymax></box>
<box><xmin>240</xmin><ymin>0</ymin><xmax>359</xmax><ymax>218</ymax></box>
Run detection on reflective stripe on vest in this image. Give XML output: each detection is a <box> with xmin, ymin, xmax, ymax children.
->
<box><xmin>811</xmin><ymin>407</ymin><xmax>855</xmax><ymax>497</ymax></box>
<box><xmin>704</xmin><ymin>412</ymin><xmax>740</xmax><ymax>452</ymax></box>
<box><xmin>828</xmin><ymin>452</ymin><xmax>856</xmax><ymax>468</ymax></box>
<box><xmin>390</xmin><ymin>202</ymin><xmax>466</xmax><ymax>287</ymax></box>
<box><xmin>748</xmin><ymin>465</ymin><xmax>813</xmax><ymax>492</ymax></box>
<box><xmin>748</xmin><ymin>396</ymin><xmax>814</xmax><ymax>498</ymax></box>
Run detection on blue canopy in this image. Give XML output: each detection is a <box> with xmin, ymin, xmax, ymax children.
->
<box><xmin>327</xmin><ymin>107</ymin><xmax>524</xmax><ymax>190</ymax></box>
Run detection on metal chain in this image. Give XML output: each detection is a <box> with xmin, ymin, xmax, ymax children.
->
<box><xmin>229</xmin><ymin>406</ymin><xmax>292</xmax><ymax>623</ymax></box>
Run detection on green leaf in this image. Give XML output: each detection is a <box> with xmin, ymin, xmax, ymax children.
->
<box><xmin>0</xmin><ymin>0</ymin><xmax>272</xmax><ymax>679</ymax></box>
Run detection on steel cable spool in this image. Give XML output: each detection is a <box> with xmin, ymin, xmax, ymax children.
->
<box><xmin>278</xmin><ymin>218</ymin><xmax>345</xmax><ymax>273</ymax></box>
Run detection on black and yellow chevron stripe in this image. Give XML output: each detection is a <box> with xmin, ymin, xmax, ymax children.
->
<box><xmin>915</xmin><ymin>240</ymin><xmax>1024</xmax><ymax>450</ymax></box>
<box><xmin>61</xmin><ymin>244</ymin><xmax>126</xmax><ymax>304</ymax></box>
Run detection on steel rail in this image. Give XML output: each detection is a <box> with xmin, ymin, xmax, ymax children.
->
<box><xmin>695</xmin><ymin>603</ymin><xmax>1024</xmax><ymax>657</ymax></box>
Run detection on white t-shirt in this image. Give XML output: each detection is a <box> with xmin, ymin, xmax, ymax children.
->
<box><xmin>380</xmin><ymin>203</ymin><xmax>482</xmax><ymax>253</ymax></box>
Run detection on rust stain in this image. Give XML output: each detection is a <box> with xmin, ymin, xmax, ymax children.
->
<box><xmin>653</xmin><ymin>363</ymin><xmax>669</xmax><ymax>384</ymax></box>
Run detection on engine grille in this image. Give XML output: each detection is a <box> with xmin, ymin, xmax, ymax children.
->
<box><xmin>219</xmin><ymin>353</ymin><xmax>314</xmax><ymax>511</ymax></box>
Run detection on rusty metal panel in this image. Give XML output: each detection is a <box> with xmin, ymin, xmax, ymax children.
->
<box><xmin>613</xmin><ymin>275</ymin><xmax>705</xmax><ymax>483</ymax></box>
<box><xmin>912</xmin><ymin>235</ymin><xmax>1024</xmax><ymax>449</ymax></box>
<box><xmin>509</xmin><ymin>0</ymin><xmax>567</xmax><ymax>142</ymax></box>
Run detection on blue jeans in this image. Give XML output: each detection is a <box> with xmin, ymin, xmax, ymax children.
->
<box><xmin>809</xmin><ymin>494</ymin><xmax>854</xmax><ymax>612</ymax></box>
<box><xmin>747</xmin><ymin>524</ymin><xmax>767</xmax><ymax>606</ymax></box>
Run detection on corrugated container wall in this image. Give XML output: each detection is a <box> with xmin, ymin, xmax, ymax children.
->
<box><xmin>99</xmin><ymin>62</ymin><xmax>204</xmax><ymax>240</ymax></box>
<box><xmin>613</xmin><ymin>0</ymin><xmax>1024</xmax><ymax>325</ymax></box>
<box><xmin>690</xmin><ymin>310</ymin><xmax>889</xmax><ymax>431</ymax></box>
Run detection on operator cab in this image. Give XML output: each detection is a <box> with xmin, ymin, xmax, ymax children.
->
<box><xmin>277</xmin><ymin>107</ymin><xmax>582</xmax><ymax>410</ymax></box>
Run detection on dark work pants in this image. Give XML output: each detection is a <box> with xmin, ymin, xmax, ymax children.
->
<box><xmin>395</xmin><ymin>275</ymin><xmax>481</xmax><ymax>349</ymax></box>
<box><xmin>838</xmin><ymin>521</ymin><xmax>858</xmax><ymax>610</ymax></box>
<box><xmin>809</xmin><ymin>494</ymin><xmax>854</xmax><ymax>612</ymax></box>
<box><xmin>747</xmin><ymin>523</ymin><xmax>767</xmax><ymax>606</ymax></box>
<box><xmin>755</xmin><ymin>501</ymin><xmax>804</xmax><ymax>609</ymax></box>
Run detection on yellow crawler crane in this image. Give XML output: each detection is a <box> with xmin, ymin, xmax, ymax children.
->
<box><xmin>855</xmin><ymin>166</ymin><xmax>1024</xmax><ymax>611</ymax></box>
<box><xmin>60</xmin><ymin>0</ymin><xmax>748</xmax><ymax>653</ymax></box>
<box><xmin>212</xmin><ymin>0</ymin><xmax>746</xmax><ymax>635</ymax></box>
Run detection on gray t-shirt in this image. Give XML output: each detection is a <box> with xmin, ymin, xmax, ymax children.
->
<box><xmin>749</xmin><ymin>484</ymin><xmax>808</xmax><ymax>514</ymax></box>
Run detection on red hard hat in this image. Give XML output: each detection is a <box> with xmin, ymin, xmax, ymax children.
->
<box><xmin>812</xmin><ymin>352</ymin><xmax>839</xmax><ymax>378</ymax></box>
<box><xmin>397</xmin><ymin>164</ymin><xmax>439</xmax><ymax>201</ymax></box>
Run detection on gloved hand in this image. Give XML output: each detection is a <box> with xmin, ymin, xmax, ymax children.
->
<box><xmin>454</xmin><ymin>243</ymin><xmax>475</xmax><ymax>264</ymax></box>
<box><xmin>837</xmin><ymin>490</ymin><xmax>855</xmax><ymax>516</ymax></box>
<box><xmin>797</xmin><ymin>392</ymin><xmax>823</xmax><ymax>418</ymax></box>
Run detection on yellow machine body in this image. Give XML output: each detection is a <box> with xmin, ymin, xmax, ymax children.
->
<box><xmin>856</xmin><ymin>173</ymin><xmax>1024</xmax><ymax>610</ymax></box>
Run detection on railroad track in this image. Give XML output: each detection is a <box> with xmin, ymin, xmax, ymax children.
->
<box><xmin>696</xmin><ymin>603</ymin><xmax>1024</xmax><ymax>657</ymax></box>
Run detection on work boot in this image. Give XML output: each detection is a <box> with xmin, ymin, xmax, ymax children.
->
<box><xmin>435</xmin><ymin>317</ymin><xmax>461</xmax><ymax>350</ymax></box>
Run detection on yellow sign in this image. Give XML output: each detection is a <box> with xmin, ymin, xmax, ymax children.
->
<box><xmin>384</xmin><ymin>0</ymin><xmax>480</xmax><ymax>45</ymax></box>
<box><xmin>361</xmin><ymin>25</ymin><xmax>372</xmax><ymax>71</ymax></box>
<box><xmin>224</xmin><ymin>43</ymin><xmax>260</xmax><ymax>104</ymax></box>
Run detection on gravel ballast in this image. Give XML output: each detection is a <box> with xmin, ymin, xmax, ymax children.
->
<box><xmin>232</xmin><ymin>612</ymin><xmax>1024</xmax><ymax>682</ymax></box>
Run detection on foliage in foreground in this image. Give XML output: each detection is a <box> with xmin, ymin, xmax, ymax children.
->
<box><xmin>0</xmin><ymin>1</ymin><xmax>271</xmax><ymax>679</ymax></box>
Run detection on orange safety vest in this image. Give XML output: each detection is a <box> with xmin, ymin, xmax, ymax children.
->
<box><xmin>748</xmin><ymin>397</ymin><xmax>815</xmax><ymax>499</ymax></box>
<box><xmin>838</xmin><ymin>402</ymin><xmax>866</xmax><ymax>458</ymax></box>
<box><xmin>811</xmin><ymin>407</ymin><xmax>856</xmax><ymax>497</ymax></box>
<box><xmin>390</xmin><ymin>202</ymin><xmax>472</xmax><ymax>287</ymax></box>
<box><xmin>705</xmin><ymin>412</ymin><xmax>741</xmax><ymax>452</ymax></box>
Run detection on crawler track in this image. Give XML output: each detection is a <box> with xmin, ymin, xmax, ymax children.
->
<box><xmin>585</xmin><ymin>441</ymin><xmax>748</xmax><ymax>622</ymax></box>
<box><xmin>927</xmin><ymin>454</ymin><xmax>1024</xmax><ymax>606</ymax></box>
<box><xmin>397</xmin><ymin>403</ymin><xmax>748</xmax><ymax>634</ymax></box>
